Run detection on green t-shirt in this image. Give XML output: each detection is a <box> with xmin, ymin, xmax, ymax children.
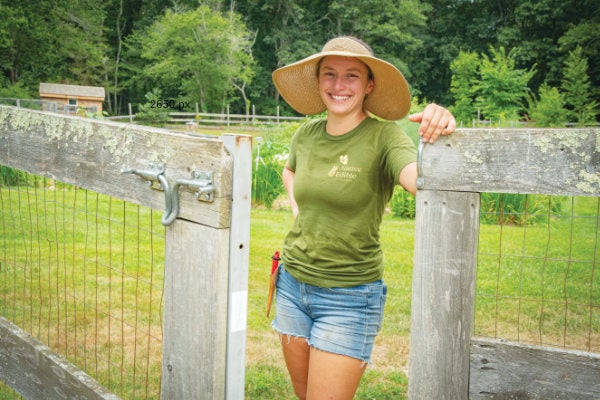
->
<box><xmin>282</xmin><ymin>117</ymin><xmax>417</xmax><ymax>287</ymax></box>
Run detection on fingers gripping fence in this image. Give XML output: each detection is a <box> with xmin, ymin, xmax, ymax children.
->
<box><xmin>0</xmin><ymin>106</ymin><xmax>251</xmax><ymax>399</ymax></box>
<box><xmin>411</xmin><ymin>128</ymin><xmax>600</xmax><ymax>399</ymax></box>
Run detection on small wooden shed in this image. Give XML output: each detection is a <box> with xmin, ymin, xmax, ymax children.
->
<box><xmin>39</xmin><ymin>83</ymin><xmax>105</xmax><ymax>115</ymax></box>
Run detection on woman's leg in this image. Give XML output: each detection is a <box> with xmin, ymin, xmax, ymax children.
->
<box><xmin>280</xmin><ymin>337</ymin><xmax>366</xmax><ymax>400</ymax></box>
<box><xmin>280</xmin><ymin>335</ymin><xmax>311</xmax><ymax>399</ymax></box>
<box><xmin>306</xmin><ymin>347</ymin><xmax>366</xmax><ymax>400</ymax></box>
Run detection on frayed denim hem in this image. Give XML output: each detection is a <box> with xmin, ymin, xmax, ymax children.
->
<box><xmin>273</xmin><ymin>328</ymin><xmax>370</xmax><ymax>366</ymax></box>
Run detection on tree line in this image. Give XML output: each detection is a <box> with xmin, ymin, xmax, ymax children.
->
<box><xmin>1</xmin><ymin>0</ymin><xmax>598</xmax><ymax>126</ymax></box>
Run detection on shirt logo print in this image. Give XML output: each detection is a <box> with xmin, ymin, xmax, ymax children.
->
<box><xmin>327</xmin><ymin>154</ymin><xmax>361</xmax><ymax>181</ymax></box>
<box><xmin>328</xmin><ymin>165</ymin><xmax>339</xmax><ymax>177</ymax></box>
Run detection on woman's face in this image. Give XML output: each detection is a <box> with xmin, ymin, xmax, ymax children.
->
<box><xmin>317</xmin><ymin>55</ymin><xmax>374</xmax><ymax>118</ymax></box>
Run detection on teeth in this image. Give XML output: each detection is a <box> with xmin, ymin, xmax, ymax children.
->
<box><xmin>332</xmin><ymin>95</ymin><xmax>350</xmax><ymax>101</ymax></box>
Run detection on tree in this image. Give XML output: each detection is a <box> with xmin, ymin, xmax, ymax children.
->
<box><xmin>0</xmin><ymin>1</ymin><xmax>108</xmax><ymax>92</ymax></box>
<box><xmin>231</xmin><ymin>0</ymin><xmax>331</xmax><ymax>115</ymax></box>
<box><xmin>558</xmin><ymin>20</ymin><xmax>600</xmax><ymax>109</ymax></box>
<box><xmin>475</xmin><ymin>46</ymin><xmax>536</xmax><ymax>123</ymax></box>
<box><xmin>328</xmin><ymin>0</ymin><xmax>429</xmax><ymax>80</ymax></box>
<box><xmin>527</xmin><ymin>83</ymin><xmax>569</xmax><ymax>127</ymax></box>
<box><xmin>133</xmin><ymin>5</ymin><xmax>255</xmax><ymax>113</ymax></box>
<box><xmin>561</xmin><ymin>46</ymin><xmax>598</xmax><ymax>126</ymax></box>
<box><xmin>449</xmin><ymin>50</ymin><xmax>480</xmax><ymax>125</ymax></box>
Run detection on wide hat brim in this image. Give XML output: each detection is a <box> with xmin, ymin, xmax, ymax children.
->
<box><xmin>272</xmin><ymin>40</ymin><xmax>411</xmax><ymax>121</ymax></box>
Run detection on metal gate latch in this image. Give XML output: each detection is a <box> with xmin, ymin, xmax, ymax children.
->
<box><xmin>178</xmin><ymin>171</ymin><xmax>214</xmax><ymax>203</ymax></box>
<box><xmin>121</xmin><ymin>164</ymin><xmax>214</xmax><ymax>226</ymax></box>
<box><xmin>120</xmin><ymin>163</ymin><xmax>169</xmax><ymax>191</ymax></box>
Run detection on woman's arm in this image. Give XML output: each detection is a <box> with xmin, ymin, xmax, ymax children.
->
<box><xmin>282</xmin><ymin>163</ymin><xmax>299</xmax><ymax>218</ymax></box>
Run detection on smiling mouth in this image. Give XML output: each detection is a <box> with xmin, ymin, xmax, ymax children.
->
<box><xmin>330</xmin><ymin>94</ymin><xmax>351</xmax><ymax>101</ymax></box>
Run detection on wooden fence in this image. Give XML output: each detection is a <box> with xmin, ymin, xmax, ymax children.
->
<box><xmin>410</xmin><ymin>128</ymin><xmax>600</xmax><ymax>399</ymax></box>
<box><xmin>2</xmin><ymin>104</ymin><xmax>599</xmax><ymax>399</ymax></box>
<box><xmin>108</xmin><ymin>105</ymin><xmax>305</xmax><ymax>128</ymax></box>
<box><xmin>0</xmin><ymin>105</ymin><xmax>251</xmax><ymax>399</ymax></box>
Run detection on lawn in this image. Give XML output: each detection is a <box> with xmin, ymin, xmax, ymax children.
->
<box><xmin>245</xmin><ymin>195</ymin><xmax>599</xmax><ymax>398</ymax></box>
<box><xmin>1</xmin><ymin>183</ymin><xmax>598</xmax><ymax>399</ymax></box>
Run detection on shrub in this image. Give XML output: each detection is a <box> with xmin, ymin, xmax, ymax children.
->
<box><xmin>389</xmin><ymin>186</ymin><xmax>416</xmax><ymax>219</ymax></box>
<box><xmin>0</xmin><ymin>166</ymin><xmax>29</xmax><ymax>186</ymax></box>
<box><xmin>480</xmin><ymin>193</ymin><xmax>564</xmax><ymax>225</ymax></box>
<box><xmin>135</xmin><ymin>89</ymin><xmax>171</xmax><ymax>125</ymax></box>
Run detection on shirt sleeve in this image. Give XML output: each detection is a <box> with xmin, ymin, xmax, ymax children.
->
<box><xmin>287</xmin><ymin>124</ymin><xmax>303</xmax><ymax>172</ymax></box>
<box><xmin>380</xmin><ymin>123</ymin><xmax>417</xmax><ymax>184</ymax></box>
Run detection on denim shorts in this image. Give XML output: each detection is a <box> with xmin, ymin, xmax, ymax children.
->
<box><xmin>271</xmin><ymin>266</ymin><xmax>387</xmax><ymax>363</ymax></box>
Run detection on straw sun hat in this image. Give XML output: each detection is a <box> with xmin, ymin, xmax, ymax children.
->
<box><xmin>272</xmin><ymin>36</ymin><xmax>411</xmax><ymax>121</ymax></box>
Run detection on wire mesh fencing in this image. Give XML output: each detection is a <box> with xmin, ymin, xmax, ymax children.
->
<box><xmin>0</xmin><ymin>173</ymin><xmax>165</xmax><ymax>399</ymax></box>
<box><xmin>475</xmin><ymin>193</ymin><xmax>599</xmax><ymax>353</ymax></box>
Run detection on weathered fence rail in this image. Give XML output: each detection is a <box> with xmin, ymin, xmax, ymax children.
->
<box><xmin>168</xmin><ymin>111</ymin><xmax>305</xmax><ymax>127</ymax></box>
<box><xmin>107</xmin><ymin>108</ymin><xmax>306</xmax><ymax>128</ymax></box>
<box><xmin>409</xmin><ymin>127</ymin><xmax>600</xmax><ymax>399</ymax></box>
<box><xmin>0</xmin><ymin>316</ymin><xmax>119</xmax><ymax>399</ymax></box>
<box><xmin>0</xmin><ymin>105</ymin><xmax>251</xmax><ymax>399</ymax></box>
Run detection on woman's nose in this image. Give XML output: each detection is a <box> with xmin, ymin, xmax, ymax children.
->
<box><xmin>332</xmin><ymin>76</ymin><xmax>345</xmax><ymax>89</ymax></box>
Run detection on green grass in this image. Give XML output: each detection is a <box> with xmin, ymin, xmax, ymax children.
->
<box><xmin>0</xmin><ymin>185</ymin><xmax>165</xmax><ymax>399</ymax></box>
<box><xmin>1</xmin><ymin>183</ymin><xmax>598</xmax><ymax>399</ymax></box>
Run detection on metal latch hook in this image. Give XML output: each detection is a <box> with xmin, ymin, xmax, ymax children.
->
<box><xmin>121</xmin><ymin>163</ymin><xmax>175</xmax><ymax>226</ymax></box>
<box><xmin>121</xmin><ymin>165</ymin><xmax>214</xmax><ymax>226</ymax></box>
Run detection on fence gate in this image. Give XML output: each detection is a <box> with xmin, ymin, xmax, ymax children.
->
<box><xmin>0</xmin><ymin>105</ymin><xmax>251</xmax><ymax>399</ymax></box>
<box><xmin>409</xmin><ymin>128</ymin><xmax>600</xmax><ymax>399</ymax></box>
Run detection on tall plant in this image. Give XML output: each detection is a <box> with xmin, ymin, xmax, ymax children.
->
<box><xmin>527</xmin><ymin>83</ymin><xmax>569</xmax><ymax>127</ymax></box>
<box><xmin>561</xmin><ymin>46</ymin><xmax>598</xmax><ymax>126</ymax></box>
<box><xmin>251</xmin><ymin>122</ymin><xmax>299</xmax><ymax>207</ymax></box>
<box><xmin>480</xmin><ymin>193</ymin><xmax>563</xmax><ymax>226</ymax></box>
<box><xmin>449</xmin><ymin>50</ymin><xmax>480</xmax><ymax>125</ymax></box>
<box><xmin>475</xmin><ymin>46</ymin><xmax>536</xmax><ymax>123</ymax></box>
<box><xmin>0</xmin><ymin>166</ymin><xmax>29</xmax><ymax>187</ymax></box>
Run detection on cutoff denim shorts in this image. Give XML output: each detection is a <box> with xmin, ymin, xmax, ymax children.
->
<box><xmin>271</xmin><ymin>265</ymin><xmax>387</xmax><ymax>363</ymax></box>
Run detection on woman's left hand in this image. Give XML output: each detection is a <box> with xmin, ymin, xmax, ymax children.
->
<box><xmin>408</xmin><ymin>103</ymin><xmax>456</xmax><ymax>144</ymax></box>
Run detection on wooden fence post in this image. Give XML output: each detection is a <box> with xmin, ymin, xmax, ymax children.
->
<box><xmin>223</xmin><ymin>134</ymin><xmax>252</xmax><ymax>400</ymax></box>
<box><xmin>408</xmin><ymin>189</ymin><xmax>480</xmax><ymax>400</ymax></box>
<box><xmin>161</xmin><ymin>221</ymin><xmax>231</xmax><ymax>399</ymax></box>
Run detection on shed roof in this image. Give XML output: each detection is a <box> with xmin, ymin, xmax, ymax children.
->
<box><xmin>39</xmin><ymin>83</ymin><xmax>105</xmax><ymax>99</ymax></box>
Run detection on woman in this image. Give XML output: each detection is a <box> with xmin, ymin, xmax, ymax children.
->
<box><xmin>271</xmin><ymin>36</ymin><xmax>455</xmax><ymax>399</ymax></box>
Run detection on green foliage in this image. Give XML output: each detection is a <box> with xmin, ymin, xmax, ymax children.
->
<box><xmin>0</xmin><ymin>2</ymin><xmax>108</xmax><ymax>89</ymax></box>
<box><xmin>475</xmin><ymin>46</ymin><xmax>536</xmax><ymax>122</ymax></box>
<box><xmin>0</xmin><ymin>166</ymin><xmax>29</xmax><ymax>186</ymax></box>
<box><xmin>528</xmin><ymin>83</ymin><xmax>569</xmax><ymax>127</ymax></box>
<box><xmin>480</xmin><ymin>193</ymin><xmax>564</xmax><ymax>226</ymax></box>
<box><xmin>561</xmin><ymin>46</ymin><xmax>598</xmax><ymax>126</ymax></box>
<box><xmin>0</xmin><ymin>82</ymin><xmax>32</xmax><ymax>99</ymax></box>
<box><xmin>389</xmin><ymin>186</ymin><xmax>416</xmax><ymax>219</ymax></box>
<box><xmin>135</xmin><ymin>89</ymin><xmax>171</xmax><ymax>125</ymax></box>
<box><xmin>449</xmin><ymin>50</ymin><xmax>480</xmax><ymax>124</ymax></box>
<box><xmin>132</xmin><ymin>5</ymin><xmax>255</xmax><ymax>113</ymax></box>
<box><xmin>1</xmin><ymin>0</ymin><xmax>599</xmax><ymax>119</ymax></box>
<box><xmin>252</xmin><ymin>122</ymin><xmax>299</xmax><ymax>207</ymax></box>
<box><xmin>329</xmin><ymin>0</ymin><xmax>430</xmax><ymax>76</ymax></box>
